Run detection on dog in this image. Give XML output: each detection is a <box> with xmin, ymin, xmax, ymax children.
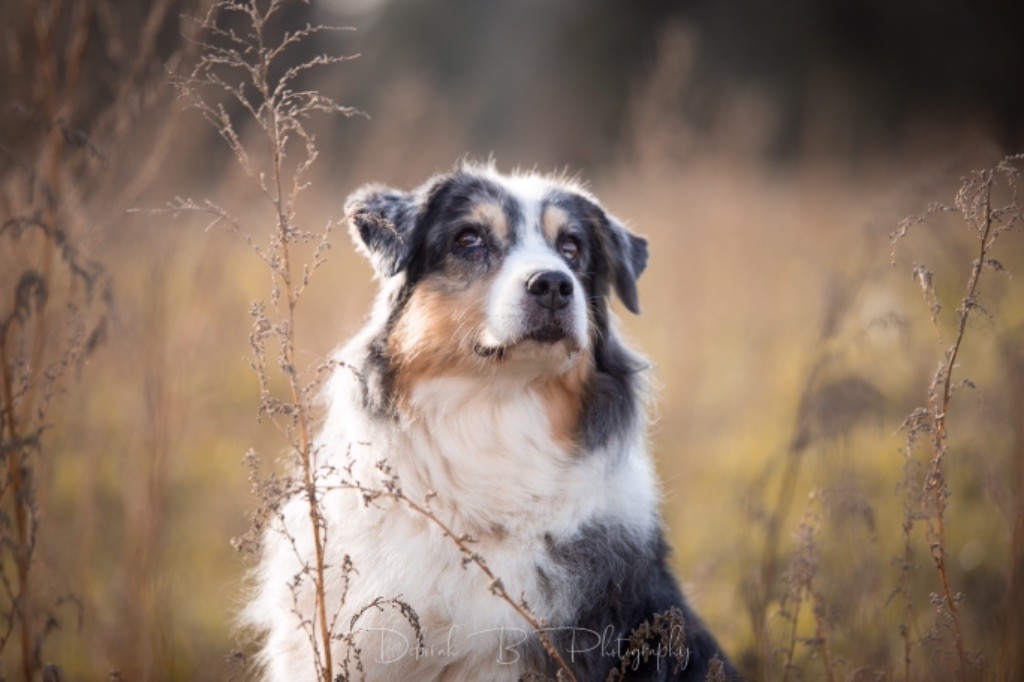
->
<box><xmin>244</xmin><ymin>162</ymin><xmax>736</xmax><ymax>681</ymax></box>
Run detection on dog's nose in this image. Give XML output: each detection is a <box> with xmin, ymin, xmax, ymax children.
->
<box><xmin>525</xmin><ymin>270</ymin><xmax>574</xmax><ymax>311</ymax></box>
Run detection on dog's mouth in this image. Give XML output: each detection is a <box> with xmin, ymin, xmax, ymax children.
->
<box><xmin>524</xmin><ymin>323</ymin><xmax>569</xmax><ymax>344</ymax></box>
<box><xmin>473</xmin><ymin>342</ymin><xmax>507</xmax><ymax>360</ymax></box>
<box><xmin>474</xmin><ymin>323</ymin><xmax>575</xmax><ymax>360</ymax></box>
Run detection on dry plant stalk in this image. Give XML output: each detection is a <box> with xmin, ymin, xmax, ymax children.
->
<box><xmin>1003</xmin><ymin>337</ymin><xmax>1024</xmax><ymax>681</ymax></box>
<box><xmin>891</xmin><ymin>153</ymin><xmax>1024</xmax><ymax>682</ymax></box>
<box><xmin>604</xmin><ymin>607</ymin><xmax>688</xmax><ymax>681</ymax></box>
<box><xmin>1</xmin><ymin>3</ymin><xmax>102</xmax><ymax>672</ymax></box>
<box><xmin>776</xmin><ymin>491</ymin><xmax>834</xmax><ymax>682</ymax></box>
<box><xmin>1</xmin><ymin>0</ymin><xmax>189</xmax><ymax>676</ymax></box>
<box><xmin>892</xmin><ymin>439</ymin><xmax>923</xmax><ymax>682</ymax></box>
<box><xmin>745</xmin><ymin>275</ymin><xmax>871</xmax><ymax>679</ymax></box>
<box><xmin>171</xmin><ymin>1</ymin><xmax>360</xmax><ymax>678</ymax></box>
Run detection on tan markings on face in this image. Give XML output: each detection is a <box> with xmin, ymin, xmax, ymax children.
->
<box><xmin>467</xmin><ymin>200</ymin><xmax>510</xmax><ymax>244</ymax></box>
<box><xmin>541</xmin><ymin>205</ymin><xmax>570</xmax><ymax>245</ymax></box>
<box><xmin>388</xmin><ymin>276</ymin><xmax>493</xmax><ymax>403</ymax></box>
<box><xmin>535</xmin><ymin>349</ymin><xmax>593</xmax><ymax>453</ymax></box>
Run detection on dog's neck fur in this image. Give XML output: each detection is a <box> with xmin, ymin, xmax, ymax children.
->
<box><xmin>396</xmin><ymin>373</ymin><xmax>584</xmax><ymax>532</ymax></box>
<box><xmin>326</xmin><ymin>353</ymin><xmax>653</xmax><ymax>544</ymax></box>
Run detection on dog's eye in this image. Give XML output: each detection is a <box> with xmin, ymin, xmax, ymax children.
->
<box><xmin>559</xmin><ymin>237</ymin><xmax>581</xmax><ymax>263</ymax></box>
<box><xmin>454</xmin><ymin>228</ymin><xmax>484</xmax><ymax>251</ymax></box>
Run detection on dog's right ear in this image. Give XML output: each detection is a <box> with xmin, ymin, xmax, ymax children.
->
<box><xmin>345</xmin><ymin>184</ymin><xmax>421</xmax><ymax>278</ymax></box>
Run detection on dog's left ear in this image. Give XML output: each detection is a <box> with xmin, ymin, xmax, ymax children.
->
<box><xmin>345</xmin><ymin>184</ymin><xmax>421</xmax><ymax>278</ymax></box>
<box><xmin>601</xmin><ymin>214</ymin><xmax>649</xmax><ymax>315</ymax></box>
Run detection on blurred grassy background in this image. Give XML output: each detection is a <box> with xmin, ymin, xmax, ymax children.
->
<box><xmin>3</xmin><ymin>0</ymin><xmax>1024</xmax><ymax>679</ymax></box>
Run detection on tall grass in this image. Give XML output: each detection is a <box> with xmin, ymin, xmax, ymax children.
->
<box><xmin>169</xmin><ymin>1</ymin><xmax>360</xmax><ymax>677</ymax></box>
<box><xmin>0</xmin><ymin>0</ymin><xmax>194</xmax><ymax>678</ymax></box>
<box><xmin>891</xmin><ymin>154</ymin><xmax>1024</xmax><ymax>680</ymax></box>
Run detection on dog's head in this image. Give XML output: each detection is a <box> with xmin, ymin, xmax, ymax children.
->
<box><xmin>346</xmin><ymin>163</ymin><xmax>647</xmax><ymax>390</ymax></box>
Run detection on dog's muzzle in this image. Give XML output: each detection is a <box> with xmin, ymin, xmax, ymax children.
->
<box><xmin>474</xmin><ymin>254</ymin><xmax>587</xmax><ymax>359</ymax></box>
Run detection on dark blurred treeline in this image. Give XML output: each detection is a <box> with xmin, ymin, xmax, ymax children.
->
<box><xmin>318</xmin><ymin>0</ymin><xmax>1024</xmax><ymax>170</ymax></box>
<box><xmin>6</xmin><ymin>0</ymin><xmax>1021</xmax><ymax>180</ymax></box>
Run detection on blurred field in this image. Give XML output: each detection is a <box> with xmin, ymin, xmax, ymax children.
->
<box><xmin>3</xmin><ymin>1</ymin><xmax>1024</xmax><ymax>680</ymax></box>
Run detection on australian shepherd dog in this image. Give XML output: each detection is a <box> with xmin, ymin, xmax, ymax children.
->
<box><xmin>244</xmin><ymin>162</ymin><xmax>736</xmax><ymax>681</ymax></box>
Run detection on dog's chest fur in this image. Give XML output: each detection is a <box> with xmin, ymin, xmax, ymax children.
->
<box><xmin>253</xmin><ymin>367</ymin><xmax>657</xmax><ymax>681</ymax></box>
<box><xmin>399</xmin><ymin>374</ymin><xmax>626</xmax><ymax>530</ymax></box>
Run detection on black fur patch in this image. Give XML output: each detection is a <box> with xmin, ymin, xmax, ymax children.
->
<box><xmin>402</xmin><ymin>172</ymin><xmax>518</xmax><ymax>288</ymax></box>
<box><xmin>582</xmin><ymin>331</ymin><xmax>644</xmax><ymax>452</ymax></box>
<box><xmin>543</xmin><ymin>523</ymin><xmax>738</xmax><ymax>681</ymax></box>
<box><xmin>542</xmin><ymin>192</ymin><xmax>648</xmax><ymax>451</ymax></box>
<box><xmin>545</xmin><ymin>190</ymin><xmax>647</xmax><ymax>315</ymax></box>
<box><xmin>345</xmin><ymin>184</ymin><xmax>423</xmax><ymax>278</ymax></box>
